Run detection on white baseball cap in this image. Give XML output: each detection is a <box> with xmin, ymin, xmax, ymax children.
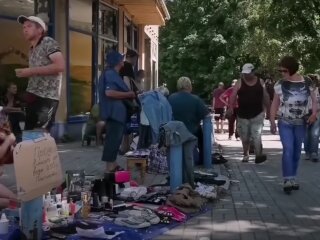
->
<box><xmin>241</xmin><ymin>63</ymin><xmax>255</xmax><ymax>74</ymax></box>
<box><xmin>17</xmin><ymin>15</ymin><xmax>47</xmax><ymax>32</ymax></box>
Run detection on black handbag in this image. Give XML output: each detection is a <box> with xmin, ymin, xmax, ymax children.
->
<box><xmin>123</xmin><ymin>99</ymin><xmax>140</xmax><ymax>116</ymax></box>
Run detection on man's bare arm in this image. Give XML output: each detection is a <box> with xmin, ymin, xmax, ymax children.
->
<box><xmin>15</xmin><ymin>52</ymin><xmax>65</xmax><ymax>78</ymax></box>
<box><xmin>105</xmin><ymin>90</ymin><xmax>135</xmax><ymax>99</ymax></box>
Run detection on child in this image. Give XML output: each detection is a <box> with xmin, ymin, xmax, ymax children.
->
<box><xmin>0</xmin><ymin>110</ymin><xmax>18</xmax><ymax>208</ymax></box>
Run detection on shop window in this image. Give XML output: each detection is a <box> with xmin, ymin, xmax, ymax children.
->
<box><xmin>69</xmin><ymin>31</ymin><xmax>92</xmax><ymax>115</ymax></box>
<box><xmin>124</xmin><ymin>17</ymin><xmax>138</xmax><ymax>51</ymax></box>
<box><xmin>0</xmin><ymin>0</ymin><xmax>34</xmax><ymax>17</ymax></box>
<box><xmin>0</xmin><ymin>19</ymin><xmax>29</xmax><ymax>95</ymax></box>
<box><xmin>133</xmin><ymin>26</ymin><xmax>138</xmax><ymax>51</ymax></box>
<box><xmin>99</xmin><ymin>4</ymin><xmax>118</xmax><ymax>41</ymax></box>
<box><xmin>98</xmin><ymin>3</ymin><xmax>118</xmax><ymax>71</ymax></box>
<box><xmin>0</xmin><ymin>0</ymin><xmax>34</xmax><ymax>94</ymax></box>
<box><xmin>69</xmin><ymin>0</ymin><xmax>92</xmax><ymax>33</ymax></box>
<box><xmin>98</xmin><ymin>40</ymin><xmax>118</xmax><ymax>72</ymax></box>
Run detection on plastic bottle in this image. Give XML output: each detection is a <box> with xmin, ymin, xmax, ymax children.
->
<box><xmin>69</xmin><ymin>199</ymin><xmax>76</xmax><ymax>216</ymax></box>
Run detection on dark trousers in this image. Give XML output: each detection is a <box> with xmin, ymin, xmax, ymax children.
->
<box><xmin>25</xmin><ymin>94</ymin><xmax>59</xmax><ymax>132</ymax></box>
<box><xmin>196</xmin><ymin>127</ymin><xmax>204</xmax><ymax>165</ymax></box>
<box><xmin>228</xmin><ymin>108</ymin><xmax>239</xmax><ymax>138</ymax></box>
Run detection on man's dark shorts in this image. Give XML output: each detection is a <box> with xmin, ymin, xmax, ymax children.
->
<box><xmin>214</xmin><ymin>108</ymin><xmax>226</xmax><ymax>121</ymax></box>
<box><xmin>102</xmin><ymin>119</ymin><xmax>125</xmax><ymax>162</ymax></box>
<box><xmin>25</xmin><ymin>93</ymin><xmax>59</xmax><ymax>131</ymax></box>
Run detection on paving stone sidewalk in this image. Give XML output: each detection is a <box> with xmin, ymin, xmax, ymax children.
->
<box><xmin>157</xmin><ymin>122</ymin><xmax>320</xmax><ymax>240</ymax></box>
<box><xmin>1</xmin><ymin>121</ymin><xmax>320</xmax><ymax>240</ymax></box>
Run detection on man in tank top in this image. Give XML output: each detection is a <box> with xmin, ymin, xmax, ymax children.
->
<box><xmin>228</xmin><ymin>63</ymin><xmax>271</xmax><ymax>164</ymax></box>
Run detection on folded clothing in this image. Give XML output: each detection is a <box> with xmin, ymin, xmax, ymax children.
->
<box><xmin>166</xmin><ymin>183</ymin><xmax>207</xmax><ymax>213</ymax></box>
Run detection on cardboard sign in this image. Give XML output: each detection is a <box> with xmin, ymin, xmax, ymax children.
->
<box><xmin>13</xmin><ymin>136</ymin><xmax>63</xmax><ymax>202</ymax></box>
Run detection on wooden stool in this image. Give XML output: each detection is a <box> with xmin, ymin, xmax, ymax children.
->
<box><xmin>126</xmin><ymin>157</ymin><xmax>148</xmax><ymax>184</ymax></box>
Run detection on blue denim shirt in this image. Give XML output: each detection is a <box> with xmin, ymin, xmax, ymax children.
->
<box><xmin>138</xmin><ymin>91</ymin><xmax>173</xmax><ymax>143</ymax></box>
<box><xmin>99</xmin><ymin>68</ymin><xmax>130</xmax><ymax>124</ymax></box>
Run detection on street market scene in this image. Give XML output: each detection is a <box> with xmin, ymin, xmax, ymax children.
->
<box><xmin>0</xmin><ymin>0</ymin><xmax>320</xmax><ymax>239</ymax></box>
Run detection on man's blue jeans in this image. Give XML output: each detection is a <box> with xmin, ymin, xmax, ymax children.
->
<box><xmin>304</xmin><ymin>116</ymin><xmax>320</xmax><ymax>158</ymax></box>
<box><xmin>278</xmin><ymin>120</ymin><xmax>306</xmax><ymax>179</ymax></box>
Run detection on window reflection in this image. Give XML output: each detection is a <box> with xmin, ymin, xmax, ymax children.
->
<box><xmin>70</xmin><ymin>31</ymin><xmax>92</xmax><ymax>115</ymax></box>
<box><xmin>99</xmin><ymin>4</ymin><xmax>118</xmax><ymax>40</ymax></box>
<box><xmin>69</xmin><ymin>0</ymin><xmax>92</xmax><ymax>32</ymax></box>
<box><xmin>0</xmin><ymin>19</ymin><xmax>29</xmax><ymax>93</ymax></box>
<box><xmin>0</xmin><ymin>0</ymin><xmax>34</xmax><ymax>17</ymax></box>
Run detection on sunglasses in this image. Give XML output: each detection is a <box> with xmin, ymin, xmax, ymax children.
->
<box><xmin>278</xmin><ymin>69</ymin><xmax>289</xmax><ymax>73</ymax></box>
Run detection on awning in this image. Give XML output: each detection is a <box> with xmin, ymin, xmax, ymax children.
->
<box><xmin>116</xmin><ymin>0</ymin><xmax>170</xmax><ymax>26</ymax></box>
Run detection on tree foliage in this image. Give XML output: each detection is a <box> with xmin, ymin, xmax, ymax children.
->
<box><xmin>159</xmin><ymin>0</ymin><xmax>320</xmax><ymax>100</ymax></box>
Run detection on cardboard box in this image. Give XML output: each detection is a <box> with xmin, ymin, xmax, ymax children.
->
<box><xmin>13</xmin><ymin>136</ymin><xmax>64</xmax><ymax>202</ymax></box>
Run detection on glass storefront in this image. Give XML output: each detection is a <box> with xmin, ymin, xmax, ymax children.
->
<box><xmin>98</xmin><ymin>3</ymin><xmax>118</xmax><ymax>71</ymax></box>
<box><xmin>0</xmin><ymin>0</ymin><xmax>34</xmax><ymax>95</ymax></box>
<box><xmin>69</xmin><ymin>31</ymin><xmax>92</xmax><ymax>115</ymax></box>
<box><xmin>0</xmin><ymin>0</ymin><xmax>34</xmax><ymax>17</ymax></box>
<box><xmin>69</xmin><ymin>0</ymin><xmax>93</xmax><ymax>115</ymax></box>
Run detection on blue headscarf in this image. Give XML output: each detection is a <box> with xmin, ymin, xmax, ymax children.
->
<box><xmin>106</xmin><ymin>50</ymin><xmax>124</xmax><ymax>68</ymax></box>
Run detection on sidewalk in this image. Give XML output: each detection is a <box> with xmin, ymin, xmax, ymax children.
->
<box><xmin>2</xmin><ymin>122</ymin><xmax>320</xmax><ymax>240</ymax></box>
<box><xmin>157</xmin><ymin>122</ymin><xmax>320</xmax><ymax>240</ymax></box>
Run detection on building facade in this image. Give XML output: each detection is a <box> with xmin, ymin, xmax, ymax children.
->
<box><xmin>0</xmin><ymin>0</ymin><xmax>169</xmax><ymax>139</ymax></box>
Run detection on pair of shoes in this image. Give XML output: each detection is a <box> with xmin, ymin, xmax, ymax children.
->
<box><xmin>115</xmin><ymin>216</ymin><xmax>151</xmax><ymax>228</ymax></box>
<box><xmin>255</xmin><ymin>154</ymin><xmax>267</xmax><ymax>164</ymax></box>
<box><xmin>121</xmin><ymin>208</ymin><xmax>160</xmax><ymax>224</ymax></box>
<box><xmin>212</xmin><ymin>153</ymin><xmax>228</xmax><ymax>164</ymax></box>
<box><xmin>242</xmin><ymin>155</ymin><xmax>249</xmax><ymax>162</ymax></box>
<box><xmin>291</xmin><ymin>179</ymin><xmax>300</xmax><ymax>190</ymax></box>
<box><xmin>283</xmin><ymin>179</ymin><xmax>300</xmax><ymax>193</ymax></box>
<box><xmin>283</xmin><ymin>180</ymin><xmax>292</xmax><ymax>194</ymax></box>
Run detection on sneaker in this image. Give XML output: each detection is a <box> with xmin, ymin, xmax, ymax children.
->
<box><xmin>242</xmin><ymin>155</ymin><xmax>249</xmax><ymax>162</ymax></box>
<box><xmin>283</xmin><ymin>180</ymin><xmax>293</xmax><ymax>194</ymax></box>
<box><xmin>228</xmin><ymin>136</ymin><xmax>232</xmax><ymax>140</ymax></box>
<box><xmin>290</xmin><ymin>179</ymin><xmax>300</xmax><ymax>190</ymax></box>
<box><xmin>255</xmin><ymin>154</ymin><xmax>267</xmax><ymax>164</ymax></box>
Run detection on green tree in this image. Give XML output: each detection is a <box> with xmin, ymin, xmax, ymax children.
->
<box><xmin>160</xmin><ymin>0</ymin><xmax>250</xmax><ymax>100</ymax></box>
<box><xmin>160</xmin><ymin>0</ymin><xmax>320</xmax><ymax>100</ymax></box>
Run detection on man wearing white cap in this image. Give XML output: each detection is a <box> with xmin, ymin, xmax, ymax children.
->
<box><xmin>15</xmin><ymin>15</ymin><xmax>65</xmax><ymax>132</ymax></box>
<box><xmin>228</xmin><ymin>63</ymin><xmax>270</xmax><ymax>164</ymax></box>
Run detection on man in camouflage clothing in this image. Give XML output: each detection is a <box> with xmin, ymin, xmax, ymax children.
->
<box><xmin>15</xmin><ymin>15</ymin><xmax>65</xmax><ymax>131</ymax></box>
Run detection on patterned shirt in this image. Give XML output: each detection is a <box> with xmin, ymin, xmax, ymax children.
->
<box><xmin>274</xmin><ymin>77</ymin><xmax>315</xmax><ymax>123</ymax></box>
<box><xmin>28</xmin><ymin>36</ymin><xmax>62</xmax><ymax>100</ymax></box>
